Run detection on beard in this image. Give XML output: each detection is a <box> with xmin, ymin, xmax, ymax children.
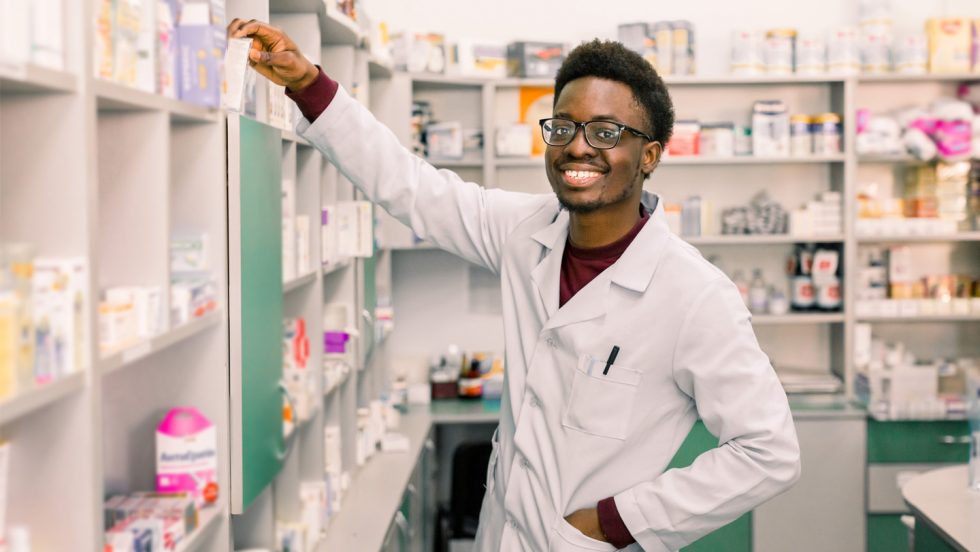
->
<box><xmin>554</xmin><ymin>177</ymin><xmax>639</xmax><ymax>214</ymax></box>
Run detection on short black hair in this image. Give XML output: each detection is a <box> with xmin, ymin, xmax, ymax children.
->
<box><xmin>554</xmin><ymin>39</ymin><xmax>674</xmax><ymax>147</ymax></box>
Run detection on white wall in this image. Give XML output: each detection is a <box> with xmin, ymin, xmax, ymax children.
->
<box><xmin>368</xmin><ymin>0</ymin><xmax>980</xmax><ymax>76</ymax></box>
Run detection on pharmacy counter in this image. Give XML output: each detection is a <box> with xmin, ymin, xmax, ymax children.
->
<box><xmin>903</xmin><ymin>465</ymin><xmax>980</xmax><ymax>552</ymax></box>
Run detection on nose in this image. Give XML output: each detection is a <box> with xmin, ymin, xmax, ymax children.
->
<box><xmin>564</xmin><ymin>125</ymin><xmax>598</xmax><ymax>158</ymax></box>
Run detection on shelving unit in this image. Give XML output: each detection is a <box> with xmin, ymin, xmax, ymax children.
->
<box><xmin>0</xmin><ymin>63</ymin><xmax>78</xmax><ymax>93</ymax></box>
<box><xmin>0</xmin><ymin>371</ymin><xmax>86</xmax><ymax>426</ymax></box>
<box><xmin>98</xmin><ymin>310</ymin><xmax>224</xmax><ymax>375</ymax></box>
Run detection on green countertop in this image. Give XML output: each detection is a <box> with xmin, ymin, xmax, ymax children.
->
<box><xmin>427</xmin><ymin>394</ymin><xmax>866</xmax><ymax>424</ymax></box>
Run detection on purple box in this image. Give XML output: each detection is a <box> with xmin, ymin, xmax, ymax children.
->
<box><xmin>176</xmin><ymin>0</ymin><xmax>226</xmax><ymax>107</ymax></box>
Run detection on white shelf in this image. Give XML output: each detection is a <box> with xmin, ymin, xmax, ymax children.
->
<box><xmin>284</xmin><ymin>270</ymin><xmax>318</xmax><ymax>293</ymax></box>
<box><xmin>427</xmin><ymin>158</ymin><xmax>483</xmax><ymax>168</ymax></box>
<box><xmin>0</xmin><ymin>64</ymin><xmax>77</xmax><ymax>94</ymax></box>
<box><xmin>857</xmin><ymin>73</ymin><xmax>980</xmax><ymax>83</ymax></box>
<box><xmin>856</xmin><ymin>232</ymin><xmax>980</xmax><ymax>243</ymax></box>
<box><xmin>94</xmin><ymin>79</ymin><xmax>220</xmax><ymax>123</ymax></box>
<box><xmin>857</xmin><ymin>314</ymin><xmax>980</xmax><ymax>323</ymax></box>
<box><xmin>662</xmin><ymin>154</ymin><xmax>845</xmax><ymax>165</ymax></box>
<box><xmin>0</xmin><ymin>371</ymin><xmax>85</xmax><ymax>427</ymax></box>
<box><xmin>496</xmin><ymin>157</ymin><xmax>543</xmax><ymax>167</ymax></box>
<box><xmin>368</xmin><ymin>56</ymin><xmax>394</xmax><ymax>79</ymax></box>
<box><xmin>686</xmin><ymin>234</ymin><xmax>844</xmax><ymax>245</ymax></box>
<box><xmin>321</xmin><ymin>5</ymin><xmax>362</xmax><ymax>46</ymax></box>
<box><xmin>409</xmin><ymin>73</ymin><xmax>488</xmax><ymax>87</ymax></box>
<box><xmin>99</xmin><ymin>310</ymin><xmax>224</xmax><ymax>376</ymax></box>
<box><xmin>282</xmin><ymin>129</ymin><xmax>310</xmax><ymax>146</ymax></box>
<box><xmin>752</xmin><ymin>313</ymin><xmax>846</xmax><ymax>325</ymax></box>
<box><xmin>491</xmin><ymin>74</ymin><xmax>849</xmax><ymax>88</ymax></box>
<box><xmin>856</xmin><ymin>154</ymin><xmax>928</xmax><ymax>164</ymax></box>
<box><xmin>175</xmin><ymin>506</ymin><xmax>225</xmax><ymax>552</ymax></box>
<box><xmin>322</xmin><ymin>259</ymin><xmax>353</xmax><ymax>276</ymax></box>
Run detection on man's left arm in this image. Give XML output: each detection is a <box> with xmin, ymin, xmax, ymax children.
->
<box><xmin>610</xmin><ymin>276</ymin><xmax>801</xmax><ymax>552</ymax></box>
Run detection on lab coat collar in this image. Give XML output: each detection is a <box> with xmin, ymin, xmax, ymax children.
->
<box><xmin>529</xmin><ymin>191</ymin><xmax>669</xmax><ymax>329</ymax></box>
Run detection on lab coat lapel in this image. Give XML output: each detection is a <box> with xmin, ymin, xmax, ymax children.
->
<box><xmin>529</xmin><ymin>211</ymin><xmax>568</xmax><ymax>320</ymax></box>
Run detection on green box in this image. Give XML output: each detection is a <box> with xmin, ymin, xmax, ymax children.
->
<box><xmin>867</xmin><ymin>419</ymin><xmax>969</xmax><ymax>464</ymax></box>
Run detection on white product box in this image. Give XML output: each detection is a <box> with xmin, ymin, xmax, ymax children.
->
<box><xmin>29</xmin><ymin>0</ymin><xmax>64</xmax><ymax>70</ymax></box>
<box><xmin>496</xmin><ymin>125</ymin><xmax>533</xmax><ymax>157</ymax></box>
<box><xmin>267</xmin><ymin>80</ymin><xmax>289</xmax><ymax>129</ymax></box>
<box><xmin>0</xmin><ymin>0</ymin><xmax>30</xmax><ymax>75</ymax></box>
<box><xmin>134</xmin><ymin>0</ymin><xmax>156</xmax><ymax>92</ymax></box>
<box><xmin>32</xmin><ymin>258</ymin><xmax>87</xmax><ymax>382</ymax></box>
<box><xmin>449</xmin><ymin>40</ymin><xmax>507</xmax><ymax>77</ymax></box>
<box><xmin>355</xmin><ymin>201</ymin><xmax>374</xmax><ymax>258</ymax></box>
<box><xmin>321</xmin><ymin>206</ymin><xmax>339</xmax><ymax>265</ymax></box>
<box><xmin>106</xmin><ymin>286</ymin><xmax>163</xmax><ymax>338</ymax></box>
<box><xmin>222</xmin><ymin>37</ymin><xmax>252</xmax><ymax>112</ymax></box>
<box><xmin>335</xmin><ymin>202</ymin><xmax>358</xmax><ymax>258</ymax></box>
<box><xmin>171</xmin><ymin>235</ymin><xmax>209</xmax><ymax>273</ymax></box>
<box><xmin>157</xmin><ymin>0</ymin><xmax>178</xmax><ymax>97</ymax></box>
<box><xmin>283</xmin><ymin>217</ymin><xmax>297</xmax><ymax>282</ymax></box>
<box><xmin>300</xmin><ymin>481</ymin><xmax>328</xmax><ymax>538</ymax></box>
<box><xmin>296</xmin><ymin>215</ymin><xmax>311</xmax><ymax>275</ymax></box>
<box><xmin>98</xmin><ymin>301</ymin><xmax>138</xmax><ymax>351</ymax></box>
<box><xmin>324</xmin><ymin>425</ymin><xmax>342</xmax><ymax>475</ymax></box>
<box><xmin>426</xmin><ymin>122</ymin><xmax>464</xmax><ymax>160</ymax></box>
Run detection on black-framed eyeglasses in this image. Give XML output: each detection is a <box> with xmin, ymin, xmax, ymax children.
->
<box><xmin>538</xmin><ymin>117</ymin><xmax>654</xmax><ymax>149</ymax></box>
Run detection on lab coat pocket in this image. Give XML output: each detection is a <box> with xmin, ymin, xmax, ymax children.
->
<box><xmin>485</xmin><ymin>427</ymin><xmax>500</xmax><ymax>495</ymax></box>
<box><xmin>562</xmin><ymin>354</ymin><xmax>642</xmax><ymax>440</ymax></box>
<box><xmin>549</xmin><ymin>516</ymin><xmax>617</xmax><ymax>552</ymax></box>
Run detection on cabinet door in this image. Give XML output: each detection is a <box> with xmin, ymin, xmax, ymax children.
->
<box><xmin>753</xmin><ymin>418</ymin><xmax>866</xmax><ymax>552</ymax></box>
<box><xmin>228</xmin><ymin>115</ymin><xmax>285</xmax><ymax>513</ymax></box>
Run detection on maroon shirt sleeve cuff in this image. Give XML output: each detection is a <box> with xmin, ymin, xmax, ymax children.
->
<box><xmin>284</xmin><ymin>66</ymin><xmax>339</xmax><ymax>123</ymax></box>
<box><xmin>597</xmin><ymin>496</ymin><xmax>637</xmax><ymax>549</ymax></box>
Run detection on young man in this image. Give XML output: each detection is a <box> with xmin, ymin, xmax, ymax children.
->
<box><xmin>229</xmin><ymin>19</ymin><xmax>801</xmax><ymax>552</ymax></box>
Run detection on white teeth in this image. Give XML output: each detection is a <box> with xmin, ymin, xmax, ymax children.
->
<box><xmin>564</xmin><ymin>170</ymin><xmax>601</xmax><ymax>180</ymax></box>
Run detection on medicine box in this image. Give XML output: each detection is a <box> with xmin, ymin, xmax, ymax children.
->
<box><xmin>507</xmin><ymin>41</ymin><xmax>565</xmax><ymax>78</ymax></box>
<box><xmin>450</xmin><ymin>40</ymin><xmax>507</xmax><ymax>78</ymax></box>
<box><xmin>926</xmin><ymin>18</ymin><xmax>972</xmax><ymax>74</ymax></box>
<box><xmin>177</xmin><ymin>0</ymin><xmax>226</xmax><ymax>107</ymax></box>
<box><xmin>156</xmin><ymin>407</ymin><xmax>218</xmax><ymax>507</ymax></box>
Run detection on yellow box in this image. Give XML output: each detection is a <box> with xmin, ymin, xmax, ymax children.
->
<box><xmin>926</xmin><ymin>18</ymin><xmax>972</xmax><ymax>73</ymax></box>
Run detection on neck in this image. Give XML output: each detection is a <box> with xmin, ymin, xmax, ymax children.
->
<box><xmin>568</xmin><ymin>200</ymin><xmax>642</xmax><ymax>248</ymax></box>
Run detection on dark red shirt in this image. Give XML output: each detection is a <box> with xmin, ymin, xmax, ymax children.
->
<box><xmin>288</xmin><ymin>66</ymin><xmax>640</xmax><ymax>548</ymax></box>
<box><xmin>560</xmin><ymin>209</ymin><xmax>650</xmax><ymax>308</ymax></box>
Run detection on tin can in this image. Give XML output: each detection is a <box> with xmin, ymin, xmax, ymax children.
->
<box><xmin>765</xmin><ymin>28</ymin><xmax>797</xmax><ymax>74</ymax></box>
<box><xmin>812</xmin><ymin>113</ymin><xmax>842</xmax><ymax>155</ymax></box>
<box><xmin>790</xmin><ymin>114</ymin><xmax>813</xmax><ymax>157</ymax></box>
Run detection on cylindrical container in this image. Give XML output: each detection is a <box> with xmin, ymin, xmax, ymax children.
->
<box><xmin>816</xmin><ymin>276</ymin><xmax>843</xmax><ymax>311</ymax></box>
<box><xmin>790</xmin><ymin>114</ymin><xmax>813</xmax><ymax>157</ymax></box>
<box><xmin>894</xmin><ymin>34</ymin><xmax>928</xmax><ymax>74</ymax></box>
<box><xmin>752</xmin><ymin>100</ymin><xmax>790</xmax><ymax>157</ymax></box>
<box><xmin>828</xmin><ymin>27</ymin><xmax>860</xmax><ymax>74</ymax></box>
<box><xmin>735</xmin><ymin>126</ymin><xmax>753</xmax><ymax>156</ymax></box>
<box><xmin>795</xmin><ymin>36</ymin><xmax>826</xmax><ymax>74</ymax></box>
<box><xmin>812</xmin><ymin>113</ymin><xmax>842</xmax><ymax>155</ymax></box>
<box><xmin>765</xmin><ymin>28</ymin><xmax>797</xmax><ymax>74</ymax></box>
<box><xmin>860</xmin><ymin>27</ymin><xmax>892</xmax><ymax>74</ymax></box>
<box><xmin>700</xmin><ymin>123</ymin><xmax>735</xmax><ymax>157</ymax></box>
<box><xmin>731</xmin><ymin>30</ymin><xmax>765</xmax><ymax>75</ymax></box>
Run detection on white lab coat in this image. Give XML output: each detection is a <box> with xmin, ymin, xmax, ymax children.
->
<box><xmin>297</xmin><ymin>87</ymin><xmax>802</xmax><ymax>552</ymax></box>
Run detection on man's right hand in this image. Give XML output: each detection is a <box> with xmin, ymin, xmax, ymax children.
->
<box><xmin>227</xmin><ymin>18</ymin><xmax>320</xmax><ymax>92</ymax></box>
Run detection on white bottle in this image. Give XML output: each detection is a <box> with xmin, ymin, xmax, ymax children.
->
<box><xmin>749</xmin><ymin>269</ymin><xmax>768</xmax><ymax>314</ymax></box>
<box><xmin>732</xmin><ymin>270</ymin><xmax>750</xmax><ymax>308</ymax></box>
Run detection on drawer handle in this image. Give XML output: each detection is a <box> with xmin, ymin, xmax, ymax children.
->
<box><xmin>938</xmin><ymin>435</ymin><xmax>971</xmax><ymax>445</ymax></box>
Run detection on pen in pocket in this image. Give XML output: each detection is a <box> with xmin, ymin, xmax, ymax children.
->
<box><xmin>602</xmin><ymin>345</ymin><xmax>620</xmax><ymax>375</ymax></box>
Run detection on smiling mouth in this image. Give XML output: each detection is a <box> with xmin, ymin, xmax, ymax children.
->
<box><xmin>561</xmin><ymin>169</ymin><xmax>605</xmax><ymax>187</ymax></box>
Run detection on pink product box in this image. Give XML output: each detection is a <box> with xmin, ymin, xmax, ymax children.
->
<box><xmin>156</xmin><ymin>407</ymin><xmax>218</xmax><ymax>507</ymax></box>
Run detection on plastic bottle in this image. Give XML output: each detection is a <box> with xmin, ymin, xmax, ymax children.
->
<box><xmin>732</xmin><ymin>270</ymin><xmax>750</xmax><ymax>308</ymax></box>
<box><xmin>749</xmin><ymin>269</ymin><xmax>769</xmax><ymax>314</ymax></box>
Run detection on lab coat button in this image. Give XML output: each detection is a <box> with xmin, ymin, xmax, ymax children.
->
<box><xmin>521</xmin><ymin>458</ymin><xmax>530</xmax><ymax>469</ymax></box>
<box><xmin>529</xmin><ymin>397</ymin><xmax>540</xmax><ymax>408</ymax></box>
<box><xmin>546</xmin><ymin>338</ymin><xmax>557</xmax><ymax>348</ymax></box>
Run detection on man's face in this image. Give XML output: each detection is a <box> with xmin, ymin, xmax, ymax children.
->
<box><xmin>545</xmin><ymin>77</ymin><xmax>659</xmax><ymax>214</ymax></box>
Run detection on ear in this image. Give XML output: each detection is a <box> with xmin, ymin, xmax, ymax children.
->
<box><xmin>641</xmin><ymin>141</ymin><xmax>662</xmax><ymax>175</ymax></box>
